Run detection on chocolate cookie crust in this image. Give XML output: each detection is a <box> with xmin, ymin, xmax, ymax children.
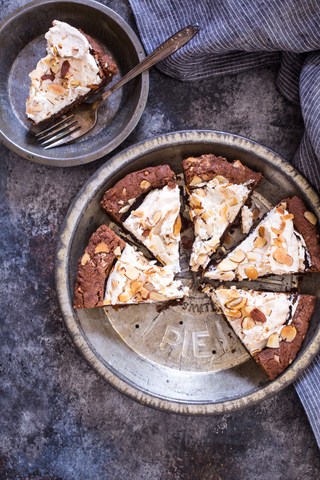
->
<box><xmin>252</xmin><ymin>294</ymin><xmax>316</xmax><ymax>380</ymax></box>
<box><xmin>101</xmin><ymin>165</ymin><xmax>177</xmax><ymax>223</ymax></box>
<box><xmin>73</xmin><ymin>225</ymin><xmax>125</xmax><ymax>309</ymax></box>
<box><xmin>285</xmin><ymin>196</ymin><xmax>320</xmax><ymax>272</ymax></box>
<box><xmin>182</xmin><ymin>154</ymin><xmax>263</xmax><ymax>190</ymax></box>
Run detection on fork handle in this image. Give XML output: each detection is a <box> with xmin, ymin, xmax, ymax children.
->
<box><xmin>100</xmin><ymin>24</ymin><xmax>200</xmax><ymax>103</ymax></box>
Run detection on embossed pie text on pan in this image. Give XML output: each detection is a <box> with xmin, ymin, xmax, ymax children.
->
<box><xmin>0</xmin><ymin>0</ymin><xmax>149</xmax><ymax>166</ymax></box>
<box><xmin>55</xmin><ymin>130</ymin><xmax>320</xmax><ymax>414</ymax></box>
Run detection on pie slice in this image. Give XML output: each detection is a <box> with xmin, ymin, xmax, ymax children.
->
<box><xmin>73</xmin><ymin>225</ymin><xmax>126</xmax><ymax>309</ymax></box>
<box><xmin>73</xmin><ymin>225</ymin><xmax>188</xmax><ymax>308</ymax></box>
<box><xmin>26</xmin><ymin>20</ymin><xmax>117</xmax><ymax>125</ymax></box>
<box><xmin>204</xmin><ymin>196</ymin><xmax>320</xmax><ymax>281</ymax></box>
<box><xmin>204</xmin><ymin>285</ymin><xmax>316</xmax><ymax>380</ymax></box>
<box><xmin>103</xmin><ymin>243</ymin><xmax>188</xmax><ymax>305</ymax></box>
<box><xmin>101</xmin><ymin>165</ymin><xmax>182</xmax><ymax>273</ymax></box>
<box><xmin>182</xmin><ymin>154</ymin><xmax>263</xmax><ymax>271</ymax></box>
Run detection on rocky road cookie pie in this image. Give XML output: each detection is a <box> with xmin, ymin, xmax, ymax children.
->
<box><xmin>182</xmin><ymin>154</ymin><xmax>263</xmax><ymax>272</ymax></box>
<box><xmin>101</xmin><ymin>165</ymin><xmax>182</xmax><ymax>273</ymax></box>
<box><xmin>205</xmin><ymin>196</ymin><xmax>320</xmax><ymax>281</ymax></box>
<box><xmin>26</xmin><ymin>20</ymin><xmax>117</xmax><ymax>125</ymax></box>
<box><xmin>204</xmin><ymin>286</ymin><xmax>316</xmax><ymax>380</ymax></box>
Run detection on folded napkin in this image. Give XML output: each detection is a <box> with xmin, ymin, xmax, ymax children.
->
<box><xmin>129</xmin><ymin>0</ymin><xmax>320</xmax><ymax>446</ymax></box>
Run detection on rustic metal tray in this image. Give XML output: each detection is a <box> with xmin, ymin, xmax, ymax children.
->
<box><xmin>0</xmin><ymin>0</ymin><xmax>148</xmax><ymax>166</ymax></box>
<box><xmin>55</xmin><ymin>130</ymin><xmax>320</xmax><ymax>414</ymax></box>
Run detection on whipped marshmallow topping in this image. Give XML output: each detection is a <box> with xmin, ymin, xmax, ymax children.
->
<box><xmin>188</xmin><ymin>178</ymin><xmax>251</xmax><ymax>271</ymax></box>
<box><xmin>123</xmin><ymin>185</ymin><xmax>181</xmax><ymax>274</ymax></box>
<box><xmin>26</xmin><ymin>20</ymin><xmax>103</xmax><ymax>124</ymax></box>
<box><xmin>207</xmin><ymin>286</ymin><xmax>299</xmax><ymax>353</ymax></box>
<box><xmin>103</xmin><ymin>244</ymin><xmax>188</xmax><ymax>305</ymax></box>
<box><xmin>205</xmin><ymin>205</ymin><xmax>307</xmax><ymax>281</ymax></box>
<box><xmin>241</xmin><ymin>205</ymin><xmax>254</xmax><ymax>234</ymax></box>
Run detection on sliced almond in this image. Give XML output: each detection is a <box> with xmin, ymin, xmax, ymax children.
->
<box><xmin>246</xmin><ymin>251</ymin><xmax>259</xmax><ymax>262</ymax></box>
<box><xmin>149</xmin><ymin>291</ymin><xmax>167</xmax><ymax>301</ymax></box>
<box><xmin>30</xmin><ymin>104</ymin><xmax>43</xmax><ymax>112</ymax></box>
<box><xmin>193</xmin><ymin>208</ymin><xmax>203</xmax><ymax>215</ymax></box>
<box><xmin>118</xmin><ymin>266</ymin><xmax>126</xmax><ymax>276</ymax></box>
<box><xmin>242</xmin><ymin>317</ymin><xmax>255</xmax><ymax>329</ymax></box>
<box><xmin>47</xmin><ymin>83</ymin><xmax>67</xmax><ymax>95</ymax></box>
<box><xmin>245</xmin><ymin>305</ymin><xmax>255</xmax><ymax>315</ymax></box>
<box><xmin>254</xmin><ymin>236</ymin><xmax>267</xmax><ymax>249</ymax></box>
<box><xmin>233</xmin><ymin>160</ymin><xmax>242</xmax><ymax>168</ymax></box>
<box><xmin>197</xmin><ymin>254</ymin><xmax>208</xmax><ymax>265</ymax></box>
<box><xmin>189</xmin><ymin>195</ymin><xmax>202</xmax><ymax>207</ymax></box>
<box><xmin>29</xmin><ymin>68</ymin><xmax>45</xmax><ymax>79</ymax></box>
<box><xmin>196</xmin><ymin>189</ymin><xmax>206</xmax><ymax>197</ymax></box>
<box><xmin>125</xmin><ymin>265</ymin><xmax>140</xmax><ymax>281</ymax></box>
<box><xmin>117</xmin><ymin>200</ymin><xmax>124</xmax><ymax>205</ymax></box>
<box><xmin>173</xmin><ymin>215</ymin><xmax>182</xmax><ymax>236</ymax></box>
<box><xmin>229</xmin><ymin>249</ymin><xmax>246</xmax><ymax>263</ymax></box>
<box><xmin>304</xmin><ymin>210</ymin><xmax>317</xmax><ymax>225</ymax></box>
<box><xmin>281</xmin><ymin>214</ymin><xmax>294</xmax><ymax>221</ymax></box>
<box><xmin>250</xmin><ymin>308</ymin><xmax>266</xmax><ymax>323</ymax></box>
<box><xmin>113</xmin><ymin>246</ymin><xmax>122</xmax><ymax>256</ymax></box>
<box><xmin>140</xmin><ymin>287</ymin><xmax>150</xmax><ymax>300</ymax></box>
<box><xmin>152</xmin><ymin>211</ymin><xmax>162</xmax><ymax>224</ymax></box>
<box><xmin>94</xmin><ymin>242</ymin><xmax>110</xmax><ymax>254</ymax></box>
<box><xmin>128</xmin><ymin>198</ymin><xmax>136</xmax><ymax>206</ymax></box>
<box><xmin>266</xmin><ymin>333</ymin><xmax>280</xmax><ymax>348</ymax></box>
<box><xmin>81</xmin><ymin>252</ymin><xmax>90</xmax><ymax>265</ymax></box>
<box><xmin>265</xmin><ymin>308</ymin><xmax>272</xmax><ymax>316</ymax></box>
<box><xmin>118</xmin><ymin>205</ymin><xmax>130</xmax><ymax>214</ymax></box>
<box><xmin>229</xmin><ymin>197</ymin><xmax>238</xmax><ymax>207</ymax></box>
<box><xmin>118</xmin><ymin>292</ymin><xmax>131</xmax><ymax>303</ymax></box>
<box><xmin>271</xmin><ymin>226</ymin><xmax>283</xmax><ymax>236</ymax></box>
<box><xmin>122</xmin><ymin>188</ymin><xmax>127</xmax><ymax>196</ymax></box>
<box><xmin>111</xmin><ymin>280</ymin><xmax>119</xmax><ymax>288</ymax></box>
<box><xmin>144</xmin><ymin>282</ymin><xmax>155</xmax><ymax>292</ymax></box>
<box><xmin>131</xmin><ymin>210</ymin><xmax>144</xmax><ymax>218</ymax></box>
<box><xmin>273</xmin><ymin>247</ymin><xmax>293</xmax><ymax>266</ymax></box>
<box><xmin>225</xmin><ymin>296</ymin><xmax>247</xmax><ymax>309</ymax></box>
<box><xmin>201</xmin><ymin>174</ymin><xmax>211</xmax><ymax>181</ymax></box>
<box><xmin>276</xmin><ymin>206</ymin><xmax>284</xmax><ymax>215</ymax></box>
<box><xmin>215</xmin><ymin>175</ymin><xmax>229</xmax><ymax>184</ymax></box>
<box><xmin>273</xmin><ymin>237</ymin><xmax>283</xmax><ymax>247</ymax></box>
<box><xmin>274</xmin><ymin>355</ymin><xmax>280</xmax><ymax>362</ymax></box>
<box><xmin>280</xmin><ymin>325</ymin><xmax>297</xmax><ymax>342</ymax></box>
<box><xmin>70</xmin><ymin>80</ymin><xmax>81</xmax><ymax>87</ymax></box>
<box><xmin>103</xmin><ymin>299</ymin><xmax>111</xmax><ymax>305</ymax></box>
<box><xmin>217</xmin><ymin>258</ymin><xmax>238</xmax><ymax>272</ymax></box>
<box><xmin>245</xmin><ymin>266</ymin><xmax>258</xmax><ymax>280</ymax></box>
<box><xmin>225</xmin><ymin>308</ymin><xmax>242</xmax><ymax>318</ymax></box>
<box><xmin>252</xmin><ymin>208</ymin><xmax>260</xmax><ymax>220</ymax></box>
<box><xmin>140</xmin><ymin>180</ymin><xmax>151</xmax><ymax>190</ymax></box>
<box><xmin>189</xmin><ymin>176</ymin><xmax>202</xmax><ymax>186</ymax></box>
<box><xmin>130</xmin><ymin>280</ymin><xmax>143</xmax><ymax>294</ymax></box>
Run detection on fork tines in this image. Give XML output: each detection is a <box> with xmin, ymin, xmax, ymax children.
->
<box><xmin>36</xmin><ymin>114</ymin><xmax>80</xmax><ymax>149</ymax></box>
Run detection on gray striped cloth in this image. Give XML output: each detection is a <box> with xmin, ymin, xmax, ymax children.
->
<box><xmin>129</xmin><ymin>0</ymin><xmax>320</xmax><ymax>446</ymax></box>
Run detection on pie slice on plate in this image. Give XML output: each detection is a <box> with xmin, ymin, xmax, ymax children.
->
<box><xmin>204</xmin><ymin>285</ymin><xmax>316</xmax><ymax>380</ymax></box>
<box><xmin>26</xmin><ymin>20</ymin><xmax>117</xmax><ymax>125</ymax></box>
<box><xmin>101</xmin><ymin>165</ymin><xmax>182</xmax><ymax>273</ymax></box>
<box><xmin>73</xmin><ymin>225</ymin><xmax>188</xmax><ymax>308</ymax></box>
<box><xmin>182</xmin><ymin>154</ymin><xmax>263</xmax><ymax>271</ymax></box>
<box><xmin>204</xmin><ymin>196</ymin><xmax>320</xmax><ymax>281</ymax></box>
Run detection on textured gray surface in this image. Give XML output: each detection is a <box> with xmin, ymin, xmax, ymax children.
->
<box><xmin>0</xmin><ymin>0</ymin><xmax>320</xmax><ymax>479</ymax></box>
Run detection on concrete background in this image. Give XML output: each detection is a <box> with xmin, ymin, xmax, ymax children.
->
<box><xmin>1</xmin><ymin>0</ymin><xmax>320</xmax><ymax>478</ymax></box>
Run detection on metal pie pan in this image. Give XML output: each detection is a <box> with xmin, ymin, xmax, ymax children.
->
<box><xmin>55</xmin><ymin>130</ymin><xmax>320</xmax><ymax>414</ymax></box>
<box><xmin>0</xmin><ymin>0</ymin><xmax>149</xmax><ymax>166</ymax></box>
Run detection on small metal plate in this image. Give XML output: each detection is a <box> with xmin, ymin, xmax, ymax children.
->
<box><xmin>0</xmin><ymin>0</ymin><xmax>149</xmax><ymax>166</ymax></box>
<box><xmin>55</xmin><ymin>130</ymin><xmax>320</xmax><ymax>414</ymax></box>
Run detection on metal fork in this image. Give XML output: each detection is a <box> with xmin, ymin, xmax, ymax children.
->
<box><xmin>36</xmin><ymin>24</ymin><xmax>200</xmax><ymax>149</ymax></box>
